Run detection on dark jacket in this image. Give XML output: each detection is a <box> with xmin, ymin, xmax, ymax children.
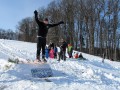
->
<box><xmin>61</xmin><ymin>41</ymin><xmax>68</xmax><ymax>51</ymax></box>
<box><xmin>35</xmin><ymin>14</ymin><xmax>63</xmax><ymax>37</ymax></box>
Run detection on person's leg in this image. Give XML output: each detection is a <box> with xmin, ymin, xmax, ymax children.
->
<box><xmin>36</xmin><ymin>38</ymin><xmax>42</xmax><ymax>61</ymax></box>
<box><xmin>58</xmin><ymin>52</ymin><xmax>61</xmax><ymax>61</ymax></box>
<box><xmin>63</xmin><ymin>51</ymin><xmax>66</xmax><ymax>61</ymax></box>
<box><xmin>55</xmin><ymin>53</ymin><xmax>57</xmax><ymax>59</ymax></box>
<box><xmin>61</xmin><ymin>51</ymin><xmax>63</xmax><ymax>60</ymax></box>
<box><xmin>54</xmin><ymin>53</ymin><xmax>55</xmax><ymax>59</ymax></box>
<box><xmin>70</xmin><ymin>51</ymin><xmax>72</xmax><ymax>58</ymax></box>
<box><xmin>42</xmin><ymin>38</ymin><xmax>47</xmax><ymax>62</ymax></box>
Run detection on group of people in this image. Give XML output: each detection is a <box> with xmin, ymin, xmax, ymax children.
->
<box><xmin>45</xmin><ymin>41</ymin><xmax>58</xmax><ymax>59</ymax></box>
<box><xmin>44</xmin><ymin>40</ymin><xmax>85</xmax><ymax>61</ymax></box>
<box><xmin>44</xmin><ymin>39</ymin><xmax>68</xmax><ymax>61</ymax></box>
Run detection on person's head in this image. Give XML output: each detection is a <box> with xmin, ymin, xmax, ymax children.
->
<box><xmin>43</xmin><ymin>18</ymin><xmax>49</xmax><ymax>24</ymax></box>
<box><xmin>79</xmin><ymin>53</ymin><xmax>82</xmax><ymax>56</ymax></box>
<box><xmin>80</xmin><ymin>53</ymin><xmax>82</xmax><ymax>55</ymax></box>
<box><xmin>68</xmin><ymin>44</ymin><xmax>72</xmax><ymax>46</ymax></box>
<box><xmin>51</xmin><ymin>47</ymin><xmax>53</xmax><ymax>49</ymax></box>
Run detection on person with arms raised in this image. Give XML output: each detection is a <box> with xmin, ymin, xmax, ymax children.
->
<box><xmin>34</xmin><ymin>10</ymin><xmax>64</xmax><ymax>62</ymax></box>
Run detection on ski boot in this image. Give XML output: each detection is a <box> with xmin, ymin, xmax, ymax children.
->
<box><xmin>35</xmin><ymin>56</ymin><xmax>41</xmax><ymax>63</ymax></box>
<box><xmin>43</xmin><ymin>58</ymin><xmax>47</xmax><ymax>63</ymax></box>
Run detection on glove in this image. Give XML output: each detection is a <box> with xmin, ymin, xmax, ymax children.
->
<box><xmin>34</xmin><ymin>10</ymin><xmax>38</xmax><ymax>15</ymax></box>
<box><xmin>59</xmin><ymin>21</ymin><xmax>64</xmax><ymax>24</ymax></box>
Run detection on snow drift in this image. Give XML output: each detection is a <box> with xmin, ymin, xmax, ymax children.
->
<box><xmin>0</xmin><ymin>39</ymin><xmax>120</xmax><ymax>90</ymax></box>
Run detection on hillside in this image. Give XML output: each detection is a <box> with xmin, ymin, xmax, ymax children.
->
<box><xmin>0</xmin><ymin>39</ymin><xmax>120</xmax><ymax>90</ymax></box>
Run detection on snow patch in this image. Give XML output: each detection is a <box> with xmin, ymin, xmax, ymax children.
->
<box><xmin>0</xmin><ymin>39</ymin><xmax>120</xmax><ymax>90</ymax></box>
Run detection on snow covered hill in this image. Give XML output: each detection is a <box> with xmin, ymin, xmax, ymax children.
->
<box><xmin>0</xmin><ymin>39</ymin><xmax>120</xmax><ymax>90</ymax></box>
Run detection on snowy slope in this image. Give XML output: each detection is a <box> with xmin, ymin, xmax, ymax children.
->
<box><xmin>0</xmin><ymin>39</ymin><xmax>120</xmax><ymax>90</ymax></box>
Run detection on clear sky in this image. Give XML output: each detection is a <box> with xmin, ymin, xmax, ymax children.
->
<box><xmin>0</xmin><ymin>0</ymin><xmax>54</xmax><ymax>31</ymax></box>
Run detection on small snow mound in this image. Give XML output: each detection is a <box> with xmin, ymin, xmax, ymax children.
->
<box><xmin>0</xmin><ymin>59</ymin><xmax>15</xmax><ymax>71</ymax></box>
<box><xmin>104</xmin><ymin>73</ymin><xmax>120</xmax><ymax>82</ymax></box>
<box><xmin>104</xmin><ymin>73</ymin><xmax>114</xmax><ymax>79</ymax></box>
<box><xmin>82</xmin><ymin>68</ymin><xmax>95</xmax><ymax>78</ymax></box>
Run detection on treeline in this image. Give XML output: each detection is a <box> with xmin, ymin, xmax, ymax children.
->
<box><xmin>0</xmin><ymin>28</ymin><xmax>18</xmax><ymax>40</ymax></box>
<box><xmin>17</xmin><ymin>0</ymin><xmax>120</xmax><ymax>61</ymax></box>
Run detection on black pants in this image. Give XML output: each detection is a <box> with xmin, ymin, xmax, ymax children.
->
<box><xmin>58</xmin><ymin>50</ymin><xmax>66</xmax><ymax>61</ymax></box>
<box><xmin>68</xmin><ymin>51</ymin><xmax>72</xmax><ymax>58</ymax></box>
<box><xmin>54</xmin><ymin>52</ymin><xmax>57</xmax><ymax>59</ymax></box>
<box><xmin>36</xmin><ymin>37</ymin><xmax>46</xmax><ymax>59</ymax></box>
<box><xmin>62</xmin><ymin>51</ymin><xmax>66</xmax><ymax>60</ymax></box>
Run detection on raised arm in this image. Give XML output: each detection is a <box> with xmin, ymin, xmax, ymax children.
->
<box><xmin>34</xmin><ymin>10</ymin><xmax>39</xmax><ymax>23</ymax></box>
<box><xmin>34</xmin><ymin>10</ymin><xmax>43</xmax><ymax>24</ymax></box>
<box><xmin>48</xmin><ymin>21</ymin><xmax>64</xmax><ymax>28</ymax></box>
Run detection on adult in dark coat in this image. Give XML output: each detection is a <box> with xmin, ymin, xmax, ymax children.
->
<box><xmin>34</xmin><ymin>10</ymin><xmax>64</xmax><ymax>62</ymax></box>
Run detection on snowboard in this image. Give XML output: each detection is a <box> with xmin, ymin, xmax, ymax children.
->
<box><xmin>19</xmin><ymin>59</ymin><xmax>47</xmax><ymax>65</ymax></box>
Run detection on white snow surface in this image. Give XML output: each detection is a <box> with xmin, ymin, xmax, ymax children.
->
<box><xmin>0</xmin><ymin>39</ymin><xmax>120</xmax><ymax>90</ymax></box>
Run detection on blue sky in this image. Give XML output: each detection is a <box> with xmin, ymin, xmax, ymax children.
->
<box><xmin>0</xmin><ymin>0</ymin><xmax>54</xmax><ymax>31</ymax></box>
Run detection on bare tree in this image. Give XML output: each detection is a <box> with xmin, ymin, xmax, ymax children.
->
<box><xmin>17</xmin><ymin>17</ymin><xmax>37</xmax><ymax>42</ymax></box>
<box><xmin>15</xmin><ymin>0</ymin><xmax>120</xmax><ymax>60</ymax></box>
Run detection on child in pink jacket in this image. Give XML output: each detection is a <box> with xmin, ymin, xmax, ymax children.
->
<box><xmin>49</xmin><ymin>47</ymin><xmax>54</xmax><ymax>58</ymax></box>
